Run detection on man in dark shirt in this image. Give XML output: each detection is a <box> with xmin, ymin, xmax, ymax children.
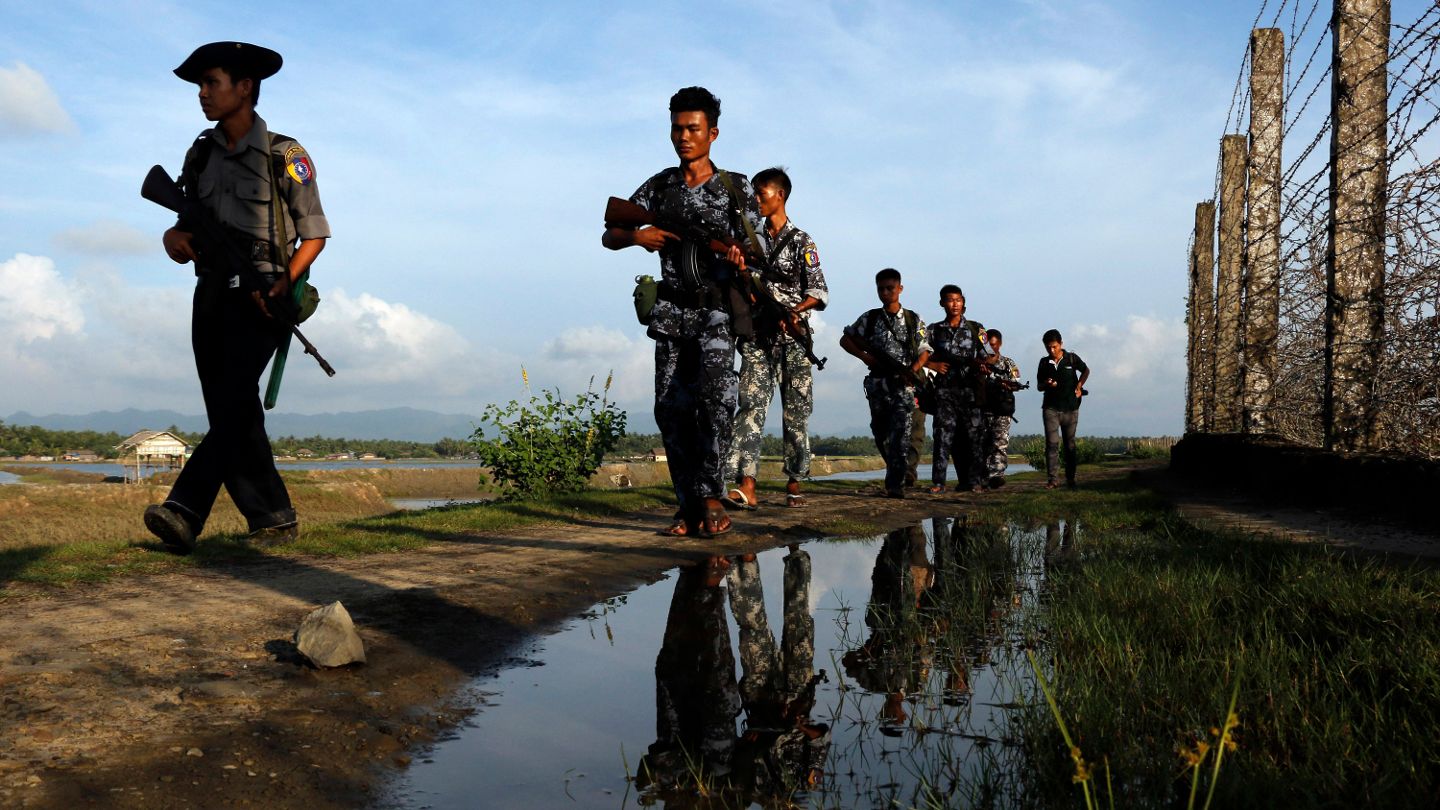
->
<box><xmin>1036</xmin><ymin>329</ymin><xmax>1089</xmax><ymax>489</ymax></box>
<box><xmin>143</xmin><ymin>41</ymin><xmax>330</xmax><ymax>553</ymax></box>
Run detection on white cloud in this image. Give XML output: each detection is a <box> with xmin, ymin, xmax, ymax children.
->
<box><xmin>303</xmin><ymin>289</ymin><xmax>478</xmax><ymax>392</ymax></box>
<box><xmin>0</xmin><ymin>253</ymin><xmax>84</xmax><ymax>346</ymax></box>
<box><xmin>52</xmin><ymin>220</ymin><xmax>153</xmax><ymax>256</ymax></box>
<box><xmin>1069</xmin><ymin>315</ymin><xmax>1186</xmax><ymax>383</ymax></box>
<box><xmin>0</xmin><ymin>62</ymin><xmax>74</xmax><ymax>136</ymax></box>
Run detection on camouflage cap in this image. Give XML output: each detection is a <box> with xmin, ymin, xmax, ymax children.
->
<box><xmin>174</xmin><ymin>42</ymin><xmax>282</xmax><ymax>82</ymax></box>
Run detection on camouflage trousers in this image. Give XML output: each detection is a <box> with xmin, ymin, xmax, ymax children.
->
<box><xmin>864</xmin><ymin>376</ymin><xmax>915</xmax><ymax>493</ymax></box>
<box><xmin>932</xmin><ymin>389</ymin><xmax>985</xmax><ymax>488</ymax></box>
<box><xmin>729</xmin><ymin>338</ymin><xmax>813</xmax><ymax>482</ymax></box>
<box><xmin>907</xmin><ymin>405</ymin><xmax>926</xmax><ymax>485</ymax></box>
<box><xmin>983</xmin><ymin>414</ymin><xmax>1012</xmax><ymax>479</ymax></box>
<box><xmin>726</xmin><ymin>549</ymin><xmax>815</xmax><ymax>706</ymax></box>
<box><xmin>654</xmin><ymin>320</ymin><xmax>737</xmax><ymax>516</ymax></box>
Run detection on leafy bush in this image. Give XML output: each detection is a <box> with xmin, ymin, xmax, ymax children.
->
<box><xmin>470</xmin><ymin>371</ymin><xmax>627</xmax><ymax>500</ymax></box>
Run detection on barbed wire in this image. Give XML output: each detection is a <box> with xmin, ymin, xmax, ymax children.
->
<box><xmin>1200</xmin><ymin>0</ymin><xmax>1440</xmax><ymax>458</ymax></box>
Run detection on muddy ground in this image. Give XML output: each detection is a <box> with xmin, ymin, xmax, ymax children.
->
<box><xmin>2</xmin><ymin>462</ymin><xmax>1434</xmax><ymax>808</ymax></box>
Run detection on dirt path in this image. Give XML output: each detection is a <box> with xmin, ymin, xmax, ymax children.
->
<box><xmin>0</xmin><ymin>478</ymin><xmax>1006</xmax><ymax>809</ymax></box>
<box><xmin>7</xmin><ymin>462</ymin><xmax>1432</xmax><ymax>809</ymax></box>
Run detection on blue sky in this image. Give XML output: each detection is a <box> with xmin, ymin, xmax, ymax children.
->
<box><xmin>0</xmin><ymin>0</ymin><xmax>1406</xmax><ymax>436</ymax></box>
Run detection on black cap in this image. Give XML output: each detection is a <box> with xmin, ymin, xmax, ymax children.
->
<box><xmin>174</xmin><ymin>42</ymin><xmax>282</xmax><ymax>83</ymax></box>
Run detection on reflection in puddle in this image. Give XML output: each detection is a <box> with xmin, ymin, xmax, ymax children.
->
<box><xmin>389</xmin><ymin>497</ymin><xmax>493</xmax><ymax>511</ymax></box>
<box><xmin>390</xmin><ymin>517</ymin><xmax>1079</xmax><ymax>809</ymax></box>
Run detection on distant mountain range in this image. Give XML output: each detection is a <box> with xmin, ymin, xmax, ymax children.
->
<box><xmin>5</xmin><ymin>407</ymin><xmax>482</xmax><ymax>442</ymax></box>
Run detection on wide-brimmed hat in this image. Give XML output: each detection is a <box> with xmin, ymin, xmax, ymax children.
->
<box><xmin>174</xmin><ymin>42</ymin><xmax>282</xmax><ymax>82</ymax></box>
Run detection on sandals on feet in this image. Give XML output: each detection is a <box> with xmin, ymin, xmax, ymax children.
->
<box><xmin>722</xmin><ymin>488</ymin><xmax>759</xmax><ymax>511</ymax></box>
<box><xmin>928</xmin><ymin>484</ymin><xmax>947</xmax><ymax>494</ymax></box>
<box><xmin>785</xmin><ymin>493</ymin><xmax>807</xmax><ymax>508</ymax></box>
<box><xmin>659</xmin><ymin>510</ymin><xmax>694</xmax><ymax>537</ymax></box>
<box><xmin>699</xmin><ymin>506</ymin><xmax>732</xmax><ymax>538</ymax></box>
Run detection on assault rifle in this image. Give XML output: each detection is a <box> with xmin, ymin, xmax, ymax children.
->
<box><xmin>844</xmin><ymin>331</ymin><xmax>925</xmax><ymax>388</ymax></box>
<box><xmin>604</xmin><ymin>196</ymin><xmax>827</xmax><ymax>369</ymax></box>
<box><xmin>142</xmin><ymin>165</ymin><xmax>335</xmax><ymax>378</ymax></box>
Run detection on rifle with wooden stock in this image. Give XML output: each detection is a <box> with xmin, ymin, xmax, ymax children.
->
<box><xmin>604</xmin><ymin>196</ymin><xmax>827</xmax><ymax>369</ymax></box>
<box><xmin>142</xmin><ymin>164</ymin><xmax>335</xmax><ymax>379</ymax></box>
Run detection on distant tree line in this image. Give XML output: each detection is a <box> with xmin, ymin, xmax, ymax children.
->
<box><xmin>268</xmin><ymin>435</ymin><xmax>474</xmax><ymax>459</ymax></box>
<box><xmin>0</xmin><ymin>420</ymin><xmax>475</xmax><ymax>461</ymax></box>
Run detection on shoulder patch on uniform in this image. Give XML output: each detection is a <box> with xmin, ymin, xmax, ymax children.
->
<box><xmin>803</xmin><ymin>244</ymin><xmax>820</xmax><ymax>267</ymax></box>
<box><xmin>283</xmin><ymin>145</ymin><xmax>315</xmax><ymax>186</ymax></box>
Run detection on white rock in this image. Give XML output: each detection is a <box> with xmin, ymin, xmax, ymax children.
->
<box><xmin>295</xmin><ymin>601</ymin><xmax>366</xmax><ymax>668</ymax></box>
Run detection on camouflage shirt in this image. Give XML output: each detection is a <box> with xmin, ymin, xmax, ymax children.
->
<box><xmin>760</xmin><ymin>221</ymin><xmax>828</xmax><ymax>313</ymax></box>
<box><xmin>627</xmin><ymin>164</ymin><xmax>767</xmax><ymax>339</ymax></box>
<box><xmin>844</xmin><ymin>308</ymin><xmax>931</xmax><ymax>373</ymax></box>
<box><xmin>926</xmin><ymin>319</ymin><xmax>992</xmax><ymax>390</ymax></box>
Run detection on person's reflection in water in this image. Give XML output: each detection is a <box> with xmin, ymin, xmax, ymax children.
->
<box><xmin>1045</xmin><ymin>518</ymin><xmax>1077</xmax><ymax>556</ymax></box>
<box><xmin>928</xmin><ymin>517</ymin><xmax>973</xmax><ymax>698</ymax></box>
<box><xmin>726</xmin><ymin>545</ymin><xmax>831</xmax><ymax>795</ymax></box>
<box><xmin>842</xmin><ymin>525</ymin><xmax>933</xmax><ymax>730</ymax></box>
<box><xmin>638</xmin><ymin>555</ymin><xmax>740</xmax><ymax>793</ymax></box>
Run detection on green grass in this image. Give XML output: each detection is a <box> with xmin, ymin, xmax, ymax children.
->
<box><xmin>982</xmin><ymin>478</ymin><xmax>1440</xmax><ymax>808</ymax></box>
<box><xmin>0</xmin><ymin>485</ymin><xmax>679</xmax><ymax>591</ymax></box>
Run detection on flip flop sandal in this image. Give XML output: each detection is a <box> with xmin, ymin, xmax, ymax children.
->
<box><xmin>928</xmin><ymin>484</ymin><xmax>947</xmax><ymax>494</ymax></box>
<box><xmin>658</xmin><ymin>510</ymin><xmax>693</xmax><ymax>537</ymax></box>
<box><xmin>698</xmin><ymin>508</ymin><xmax>732</xmax><ymax>538</ymax></box>
<box><xmin>785</xmin><ymin>493</ymin><xmax>807</xmax><ymax>508</ymax></box>
<box><xmin>659</xmin><ymin>520</ymin><xmax>691</xmax><ymax>537</ymax></box>
<box><xmin>722</xmin><ymin>489</ymin><xmax>759</xmax><ymax>511</ymax></box>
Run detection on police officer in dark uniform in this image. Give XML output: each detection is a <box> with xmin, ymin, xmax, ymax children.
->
<box><xmin>602</xmin><ymin>87</ymin><xmax>767</xmax><ymax>539</ymax></box>
<box><xmin>143</xmin><ymin>42</ymin><xmax>330</xmax><ymax>552</ymax></box>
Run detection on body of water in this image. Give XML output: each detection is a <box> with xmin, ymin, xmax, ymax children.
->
<box><xmin>0</xmin><ymin>459</ymin><xmax>487</xmax><ymax>481</ymax></box>
<box><xmin>389</xmin><ymin>517</ymin><xmax>1074</xmax><ymax>809</ymax></box>
<box><xmin>814</xmin><ymin>461</ymin><xmax>1035</xmax><ymax>482</ymax></box>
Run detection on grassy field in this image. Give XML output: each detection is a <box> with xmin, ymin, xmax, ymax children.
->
<box><xmin>4</xmin><ymin>460</ymin><xmax>1434</xmax><ymax>804</ymax></box>
<box><xmin>960</xmin><ymin>479</ymin><xmax>1440</xmax><ymax>808</ymax></box>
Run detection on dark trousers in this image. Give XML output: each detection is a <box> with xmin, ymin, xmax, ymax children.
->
<box><xmin>1042</xmin><ymin>407</ymin><xmax>1080</xmax><ymax>484</ymax></box>
<box><xmin>166</xmin><ymin>284</ymin><xmax>294</xmax><ymax>533</ymax></box>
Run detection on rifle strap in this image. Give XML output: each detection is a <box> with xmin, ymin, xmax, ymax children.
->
<box><xmin>264</xmin><ymin>133</ymin><xmax>298</xmax><ymax>411</ymax></box>
<box><xmin>715</xmin><ymin>170</ymin><xmax>767</xmax><ymax>260</ymax></box>
<box><xmin>766</xmin><ymin>224</ymin><xmax>799</xmax><ymax>270</ymax></box>
<box><xmin>863</xmin><ymin>308</ymin><xmax>921</xmax><ymax>367</ymax></box>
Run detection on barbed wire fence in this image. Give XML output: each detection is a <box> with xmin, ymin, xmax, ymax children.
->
<box><xmin>1188</xmin><ymin>0</ymin><xmax>1440</xmax><ymax>459</ymax></box>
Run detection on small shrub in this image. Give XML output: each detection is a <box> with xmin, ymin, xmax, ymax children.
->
<box><xmin>1018</xmin><ymin>436</ymin><xmax>1104</xmax><ymax>469</ymax></box>
<box><xmin>471</xmin><ymin>370</ymin><xmax>627</xmax><ymax>500</ymax></box>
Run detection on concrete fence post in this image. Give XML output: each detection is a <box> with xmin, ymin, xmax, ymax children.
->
<box><xmin>1215</xmin><ymin>134</ymin><xmax>1248</xmax><ymax>432</ymax></box>
<box><xmin>1188</xmin><ymin>200</ymin><xmax>1218</xmax><ymax>432</ymax></box>
<box><xmin>1243</xmin><ymin>27</ymin><xmax>1285</xmax><ymax>435</ymax></box>
<box><xmin>1325</xmin><ymin>0</ymin><xmax>1390</xmax><ymax>452</ymax></box>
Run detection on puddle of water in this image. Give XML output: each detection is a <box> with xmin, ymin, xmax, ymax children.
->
<box><xmin>389</xmin><ymin>517</ymin><xmax>1077</xmax><ymax>809</ymax></box>
<box><xmin>815</xmin><ymin>462</ymin><xmax>1034</xmax><ymax>482</ymax></box>
<box><xmin>389</xmin><ymin>497</ymin><xmax>493</xmax><ymax>511</ymax></box>
<box><xmin>0</xmin><ymin>470</ymin><xmax>20</xmax><ymax>486</ymax></box>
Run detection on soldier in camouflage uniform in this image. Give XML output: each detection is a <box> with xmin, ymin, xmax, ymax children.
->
<box><xmin>726</xmin><ymin>167</ymin><xmax>829</xmax><ymax>510</ymax></box>
<box><xmin>841</xmin><ymin>525</ymin><xmax>934</xmax><ymax>727</ymax></box>
<box><xmin>925</xmin><ymin>285</ymin><xmax>992</xmax><ymax>493</ymax></box>
<box><xmin>980</xmin><ymin>328</ymin><xmax>1022</xmax><ymax>487</ymax></box>
<box><xmin>639</xmin><ymin>556</ymin><xmax>740</xmax><ymax>789</ymax></box>
<box><xmin>841</xmin><ymin>269</ymin><xmax>931</xmax><ymax>498</ymax></box>
<box><xmin>725</xmin><ymin>546</ymin><xmax>830</xmax><ymax>798</ymax></box>
<box><xmin>603</xmin><ymin>87</ymin><xmax>767</xmax><ymax>538</ymax></box>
